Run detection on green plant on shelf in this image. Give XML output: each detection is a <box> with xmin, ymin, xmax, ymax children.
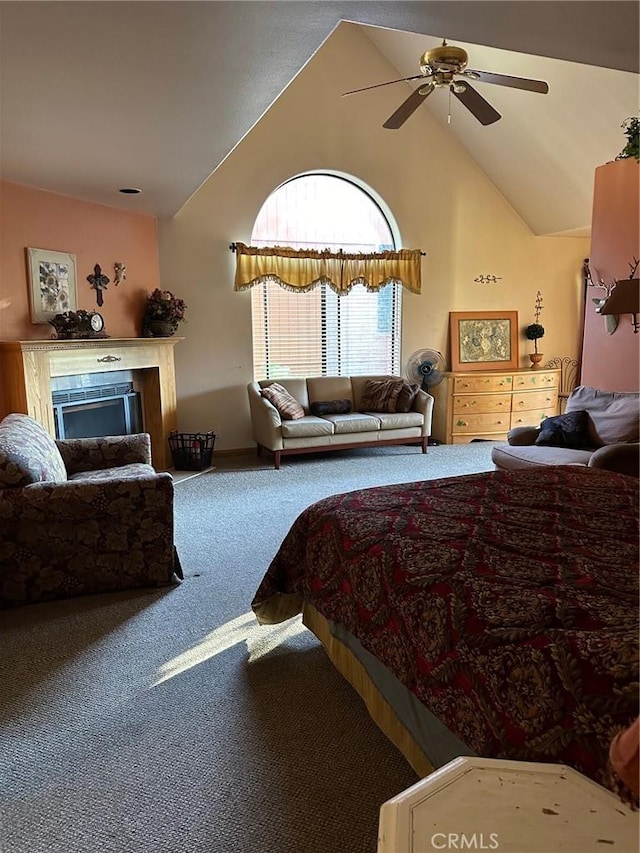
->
<box><xmin>616</xmin><ymin>116</ymin><xmax>639</xmax><ymax>162</ymax></box>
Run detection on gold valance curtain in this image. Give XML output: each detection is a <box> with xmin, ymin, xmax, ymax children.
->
<box><xmin>232</xmin><ymin>242</ymin><xmax>422</xmax><ymax>295</ymax></box>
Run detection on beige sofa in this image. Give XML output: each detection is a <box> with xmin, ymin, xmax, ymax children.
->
<box><xmin>491</xmin><ymin>385</ymin><xmax>639</xmax><ymax>477</ymax></box>
<box><xmin>247</xmin><ymin>375</ymin><xmax>434</xmax><ymax>469</ymax></box>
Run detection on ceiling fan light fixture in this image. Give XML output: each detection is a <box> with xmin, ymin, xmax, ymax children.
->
<box><xmin>421</xmin><ymin>41</ymin><xmax>469</xmax><ymax>74</ymax></box>
<box><xmin>365</xmin><ymin>39</ymin><xmax>548</xmax><ymax>130</ymax></box>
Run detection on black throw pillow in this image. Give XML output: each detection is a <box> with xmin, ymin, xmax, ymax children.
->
<box><xmin>310</xmin><ymin>399</ymin><xmax>352</xmax><ymax>416</ymax></box>
<box><xmin>534</xmin><ymin>409</ymin><xmax>593</xmax><ymax>449</ymax></box>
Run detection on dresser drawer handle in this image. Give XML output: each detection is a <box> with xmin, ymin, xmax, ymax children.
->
<box><xmin>96</xmin><ymin>355</ymin><xmax>122</xmax><ymax>363</ymax></box>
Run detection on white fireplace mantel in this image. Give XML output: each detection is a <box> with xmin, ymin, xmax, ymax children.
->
<box><xmin>0</xmin><ymin>337</ymin><xmax>182</xmax><ymax>470</ymax></box>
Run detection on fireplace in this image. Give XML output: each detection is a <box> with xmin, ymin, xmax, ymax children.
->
<box><xmin>0</xmin><ymin>337</ymin><xmax>181</xmax><ymax>470</ymax></box>
<box><xmin>52</xmin><ymin>382</ymin><xmax>143</xmax><ymax>440</ymax></box>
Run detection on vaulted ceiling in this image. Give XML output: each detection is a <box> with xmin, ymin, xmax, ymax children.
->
<box><xmin>358</xmin><ymin>27</ymin><xmax>638</xmax><ymax>236</ymax></box>
<box><xmin>0</xmin><ymin>2</ymin><xmax>638</xmax><ymax>234</ymax></box>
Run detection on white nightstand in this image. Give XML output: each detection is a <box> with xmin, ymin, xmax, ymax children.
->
<box><xmin>378</xmin><ymin>757</ymin><xmax>638</xmax><ymax>853</ymax></box>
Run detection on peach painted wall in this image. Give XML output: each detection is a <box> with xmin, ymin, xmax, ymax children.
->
<box><xmin>581</xmin><ymin>159</ymin><xmax>639</xmax><ymax>391</ymax></box>
<box><xmin>0</xmin><ymin>181</ymin><xmax>160</xmax><ymax>341</ymax></box>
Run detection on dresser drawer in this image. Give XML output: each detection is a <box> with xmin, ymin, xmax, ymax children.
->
<box><xmin>453</xmin><ymin>374</ymin><xmax>513</xmax><ymax>394</ymax></box>
<box><xmin>512</xmin><ymin>390</ymin><xmax>557</xmax><ymax>411</ymax></box>
<box><xmin>452</xmin><ymin>412</ymin><xmax>511</xmax><ymax>434</ymax></box>
<box><xmin>510</xmin><ymin>407</ymin><xmax>556</xmax><ymax>429</ymax></box>
<box><xmin>513</xmin><ymin>370</ymin><xmax>558</xmax><ymax>390</ymax></box>
<box><xmin>453</xmin><ymin>393</ymin><xmax>511</xmax><ymax>414</ymax></box>
<box><xmin>452</xmin><ymin>433</ymin><xmax>508</xmax><ymax>444</ymax></box>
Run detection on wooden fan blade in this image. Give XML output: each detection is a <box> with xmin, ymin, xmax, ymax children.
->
<box><xmin>383</xmin><ymin>84</ymin><xmax>434</xmax><ymax>129</ymax></box>
<box><xmin>467</xmin><ymin>70</ymin><xmax>549</xmax><ymax>94</ymax></box>
<box><xmin>452</xmin><ymin>82</ymin><xmax>501</xmax><ymax>125</ymax></box>
<box><xmin>342</xmin><ymin>74</ymin><xmax>426</xmax><ymax>96</ymax></box>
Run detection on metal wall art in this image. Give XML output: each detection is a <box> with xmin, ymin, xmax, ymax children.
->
<box><xmin>474</xmin><ymin>274</ymin><xmax>503</xmax><ymax>284</ymax></box>
<box><xmin>87</xmin><ymin>263</ymin><xmax>110</xmax><ymax>307</ymax></box>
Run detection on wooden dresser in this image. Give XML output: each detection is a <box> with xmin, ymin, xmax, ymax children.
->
<box><xmin>430</xmin><ymin>367</ymin><xmax>560</xmax><ymax>444</ymax></box>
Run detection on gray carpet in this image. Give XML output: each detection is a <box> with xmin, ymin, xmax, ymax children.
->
<box><xmin>0</xmin><ymin>443</ymin><xmax>495</xmax><ymax>853</ymax></box>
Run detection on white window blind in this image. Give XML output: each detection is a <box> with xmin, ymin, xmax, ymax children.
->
<box><xmin>250</xmin><ymin>175</ymin><xmax>402</xmax><ymax>380</ymax></box>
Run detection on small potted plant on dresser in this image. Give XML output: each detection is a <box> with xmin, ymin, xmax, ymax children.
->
<box><xmin>525</xmin><ymin>291</ymin><xmax>545</xmax><ymax>368</ymax></box>
<box><xmin>143</xmin><ymin>289</ymin><xmax>187</xmax><ymax>337</ymax></box>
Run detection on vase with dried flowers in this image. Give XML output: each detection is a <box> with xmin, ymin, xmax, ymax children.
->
<box><xmin>143</xmin><ymin>288</ymin><xmax>187</xmax><ymax>337</ymax></box>
<box><xmin>524</xmin><ymin>291</ymin><xmax>545</xmax><ymax>368</ymax></box>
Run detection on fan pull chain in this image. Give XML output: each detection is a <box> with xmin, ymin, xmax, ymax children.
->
<box><xmin>447</xmin><ymin>88</ymin><xmax>452</xmax><ymax>124</ymax></box>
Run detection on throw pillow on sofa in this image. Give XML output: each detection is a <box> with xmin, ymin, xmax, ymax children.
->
<box><xmin>360</xmin><ymin>379</ymin><xmax>404</xmax><ymax>413</ymax></box>
<box><xmin>310</xmin><ymin>400</ymin><xmax>352</xmax><ymax>416</ymax></box>
<box><xmin>534</xmin><ymin>410</ymin><xmax>593</xmax><ymax>449</ymax></box>
<box><xmin>395</xmin><ymin>381</ymin><xmax>420</xmax><ymax>413</ymax></box>
<box><xmin>260</xmin><ymin>383</ymin><xmax>305</xmax><ymax>420</ymax></box>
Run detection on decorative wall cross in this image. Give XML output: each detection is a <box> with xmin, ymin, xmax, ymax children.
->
<box><xmin>87</xmin><ymin>263</ymin><xmax>110</xmax><ymax>307</ymax></box>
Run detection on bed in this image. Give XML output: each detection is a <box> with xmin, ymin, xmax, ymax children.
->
<box><xmin>251</xmin><ymin>466</ymin><xmax>639</xmax><ymax>786</ymax></box>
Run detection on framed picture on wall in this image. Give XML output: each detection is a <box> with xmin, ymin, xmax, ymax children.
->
<box><xmin>449</xmin><ymin>310</ymin><xmax>519</xmax><ymax>372</ymax></box>
<box><xmin>26</xmin><ymin>247</ymin><xmax>78</xmax><ymax>324</ymax></box>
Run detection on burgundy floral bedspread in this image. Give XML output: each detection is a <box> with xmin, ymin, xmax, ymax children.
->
<box><xmin>252</xmin><ymin>467</ymin><xmax>639</xmax><ymax>783</ymax></box>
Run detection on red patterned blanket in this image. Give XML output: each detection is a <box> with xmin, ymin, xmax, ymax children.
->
<box><xmin>252</xmin><ymin>467</ymin><xmax>639</xmax><ymax>783</ymax></box>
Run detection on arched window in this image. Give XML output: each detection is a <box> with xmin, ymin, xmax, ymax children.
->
<box><xmin>250</xmin><ymin>174</ymin><xmax>401</xmax><ymax>379</ymax></box>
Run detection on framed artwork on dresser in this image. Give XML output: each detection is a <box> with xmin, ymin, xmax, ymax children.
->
<box><xmin>450</xmin><ymin>310</ymin><xmax>519</xmax><ymax>372</ymax></box>
<box><xmin>26</xmin><ymin>247</ymin><xmax>78</xmax><ymax>324</ymax></box>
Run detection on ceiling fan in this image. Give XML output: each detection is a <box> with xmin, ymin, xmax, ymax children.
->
<box><xmin>343</xmin><ymin>39</ymin><xmax>549</xmax><ymax>128</ymax></box>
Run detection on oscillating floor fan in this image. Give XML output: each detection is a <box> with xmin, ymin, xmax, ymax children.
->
<box><xmin>405</xmin><ymin>349</ymin><xmax>446</xmax><ymax>445</ymax></box>
<box><xmin>406</xmin><ymin>348</ymin><xmax>445</xmax><ymax>391</ymax></box>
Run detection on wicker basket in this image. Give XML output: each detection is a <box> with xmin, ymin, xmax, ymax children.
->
<box><xmin>168</xmin><ymin>431</ymin><xmax>215</xmax><ymax>470</ymax></box>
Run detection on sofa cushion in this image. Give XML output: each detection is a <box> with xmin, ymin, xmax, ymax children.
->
<box><xmin>69</xmin><ymin>463</ymin><xmax>157</xmax><ymax>482</ymax></box>
<box><xmin>322</xmin><ymin>413</ymin><xmax>380</xmax><ymax>434</ymax></box>
<box><xmin>535</xmin><ymin>410</ymin><xmax>593</xmax><ymax>450</ymax></box>
<box><xmin>359</xmin><ymin>378</ymin><xmax>404</xmax><ymax>413</ymax></box>
<box><xmin>375</xmin><ymin>411</ymin><xmax>424</xmax><ymax>431</ymax></box>
<box><xmin>566</xmin><ymin>386</ymin><xmax>639</xmax><ymax>446</ymax></box>
<box><xmin>395</xmin><ymin>381</ymin><xmax>420</xmax><ymax>413</ymax></box>
<box><xmin>492</xmin><ymin>443</ymin><xmax>594</xmax><ymax>471</ymax></box>
<box><xmin>0</xmin><ymin>413</ymin><xmax>67</xmax><ymax>488</ymax></box>
<box><xmin>310</xmin><ymin>399</ymin><xmax>352</xmax><ymax>416</ymax></box>
<box><xmin>260</xmin><ymin>383</ymin><xmax>305</xmax><ymax>420</ymax></box>
<box><xmin>307</xmin><ymin>376</ymin><xmax>353</xmax><ymax>408</ymax></box>
<box><xmin>281</xmin><ymin>416</ymin><xmax>334</xmax><ymax>439</ymax></box>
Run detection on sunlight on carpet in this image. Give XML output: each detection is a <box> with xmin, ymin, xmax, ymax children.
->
<box><xmin>152</xmin><ymin>612</ymin><xmax>306</xmax><ymax>685</ymax></box>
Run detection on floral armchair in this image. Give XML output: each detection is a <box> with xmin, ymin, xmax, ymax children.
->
<box><xmin>0</xmin><ymin>413</ymin><xmax>182</xmax><ymax>607</ymax></box>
